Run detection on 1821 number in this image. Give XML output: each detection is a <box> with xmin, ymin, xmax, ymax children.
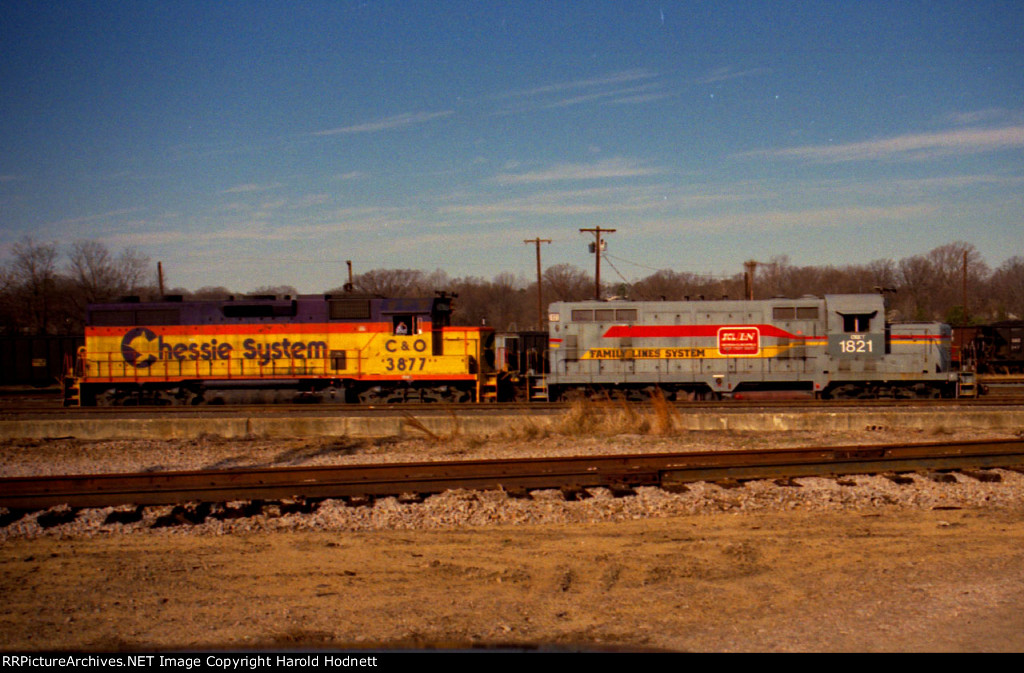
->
<box><xmin>839</xmin><ymin>336</ymin><xmax>873</xmax><ymax>354</ymax></box>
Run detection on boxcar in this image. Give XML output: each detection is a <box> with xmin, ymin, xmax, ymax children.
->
<box><xmin>1</xmin><ymin>335</ymin><xmax>83</xmax><ymax>387</ymax></box>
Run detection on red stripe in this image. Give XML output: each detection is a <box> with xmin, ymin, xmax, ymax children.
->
<box><xmin>602</xmin><ymin>324</ymin><xmax>823</xmax><ymax>340</ymax></box>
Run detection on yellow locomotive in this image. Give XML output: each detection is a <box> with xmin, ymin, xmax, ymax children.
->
<box><xmin>66</xmin><ymin>293</ymin><xmax>494</xmax><ymax>405</ymax></box>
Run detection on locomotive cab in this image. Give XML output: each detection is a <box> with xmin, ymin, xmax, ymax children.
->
<box><xmin>822</xmin><ymin>294</ymin><xmax>955</xmax><ymax>399</ymax></box>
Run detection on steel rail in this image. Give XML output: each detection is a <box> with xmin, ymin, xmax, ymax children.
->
<box><xmin>2</xmin><ymin>439</ymin><xmax>1023</xmax><ymax>511</ymax></box>
<box><xmin>3</xmin><ymin>398</ymin><xmax>1024</xmax><ymax>418</ymax></box>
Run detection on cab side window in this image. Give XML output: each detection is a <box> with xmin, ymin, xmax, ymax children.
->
<box><xmin>843</xmin><ymin>314</ymin><xmax>872</xmax><ymax>332</ymax></box>
<box><xmin>393</xmin><ymin>315</ymin><xmax>414</xmax><ymax>335</ymax></box>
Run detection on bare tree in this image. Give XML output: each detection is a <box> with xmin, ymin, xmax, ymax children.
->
<box><xmin>189</xmin><ymin>286</ymin><xmax>234</xmax><ymax>300</ymax></box>
<box><xmin>542</xmin><ymin>264</ymin><xmax>592</xmax><ymax>303</ymax></box>
<box><xmin>0</xmin><ymin>262</ymin><xmax>17</xmax><ymax>333</ymax></box>
<box><xmin>926</xmin><ymin>241</ymin><xmax>989</xmax><ymax>322</ymax></box>
<box><xmin>67</xmin><ymin>240</ymin><xmax>119</xmax><ymax>303</ymax></box>
<box><xmin>896</xmin><ymin>254</ymin><xmax>935</xmax><ymax>320</ymax></box>
<box><xmin>865</xmin><ymin>258</ymin><xmax>899</xmax><ymax>291</ymax></box>
<box><xmin>488</xmin><ymin>272</ymin><xmax>530</xmax><ymax>330</ymax></box>
<box><xmin>116</xmin><ymin>246</ymin><xmax>151</xmax><ymax>294</ymax></box>
<box><xmin>354</xmin><ymin>269</ymin><xmax>428</xmax><ymax>296</ymax></box>
<box><xmin>988</xmin><ymin>257</ymin><xmax>1024</xmax><ymax>320</ymax></box>
<box><xmin>249</xmin><ymin>285</ymin><xmax>299</xmax><ymax>298</ymax></box>
<box><xmin>11</xmin><ymin>237</ymin><xmax>60</xmax><ymax>333</ymax></box>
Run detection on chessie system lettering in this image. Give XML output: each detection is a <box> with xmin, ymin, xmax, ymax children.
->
<box><xmin>119</xmin><ymin>328</ymin><xmax>327</xmax><ymax>368</ymax></box>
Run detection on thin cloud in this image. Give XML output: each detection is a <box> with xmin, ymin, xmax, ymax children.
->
<box><xmin>538</xmin><ymin>82</ymin><xmax>667</xmax><ymax>110</ymax></box>
<box><xmin>49</xmin><ymin>208</ymin><xmax>145</xmax><ymax>227</ymax></box>
<box><xmin>495</xmin><ymin>69</ymin><xmax>658</xmax><ymax>100</ymax></box>
<box><xmin>742</xmin><ymin>126</ymin><xmax>1024</xmax><ymax>163</ymax></box>
<box><xmin>697</xmin><ymin>66</ymin><xmax>767</xmax><ymax>85</ymax></box>
<box><xmin>332</xmin><ymin>171</ymin><xmax>366</xmax><ymax>181</ymax></box>
<box><xmin>491</xmin><ymin>69</ymin><xmax>663</xmax><ymax>115</ymax></box>
<box><xmin>313</xmin><ymin>110</ymin><xmax>454</xmax><ymax>136</ymax></box>
<box><xmin>942</xmin><ymin>109</ymin><xmax>1020</xmax><ymax>126</ymax></box>
<box><xmin>220</xmin><ymin>182</ymin><xmax>283</xmax><ymax>195</ymax></box>
<box><xmin>492</xmin><ymin>158</ymin><xmax>663</xmax><ymax>185</ymax></box>
<box><xmin>441</xmin><ymin>183</ymin><xmax>741</xmax><ymax>219</ymax></box>
<box><xmin>639</xmin><ymin>204</ymin><xmax>938</xmax><ymax>236</ymax></box>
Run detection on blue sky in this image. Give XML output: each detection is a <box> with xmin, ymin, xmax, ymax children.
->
<box><xmin>2</xmin><ymin>0</ymin><xmax>1022</xmax><ymax>292</ymax></box>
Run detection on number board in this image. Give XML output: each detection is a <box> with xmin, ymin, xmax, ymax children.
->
<box><xmin>828</xmin><ymin>333</ymin><xmax>884</xmax><ymax>358</ymax></box>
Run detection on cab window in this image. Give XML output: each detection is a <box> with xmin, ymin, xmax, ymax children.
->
<box><xmin>392</xmin><ymin>315</ymin><xmax>414</xmax><ymax>335</ymax></box>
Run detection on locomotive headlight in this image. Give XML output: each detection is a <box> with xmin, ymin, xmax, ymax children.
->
<box><xmin>549</xmin><ymin>312</ymin><xmax>560</xmax><ymax>322</ymax></box>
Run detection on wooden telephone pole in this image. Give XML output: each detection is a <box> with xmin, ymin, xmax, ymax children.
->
<box><xmin>524</xmin><ymin>238</ymin><xmax>551</xmax><ymax>329</ymax></box>
<box><xmin>744</xmin><ymin>260</ymin><xmax>758</xmax><ymax>300</ymax></box>
<box><xmin>579</xmin><ymin>227</ymin><xmax>615</xmax><ymax>300</ymax></box>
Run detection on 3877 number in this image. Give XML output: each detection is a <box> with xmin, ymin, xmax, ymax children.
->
<box><xmin>384</xmin><ymin>357</ymin><xmax>427</xmax><ymax>371</ymax></box>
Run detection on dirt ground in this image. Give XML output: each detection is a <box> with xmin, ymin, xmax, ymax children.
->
<box><xmin>2</xmin><ymin>506</ymin><xmax>1024</xmax><ymax>652</ymax></box>
<box><xmin>2</xmin><ymin>422</ymin><xmax>1023</xmax><ymax>653</ymax></box>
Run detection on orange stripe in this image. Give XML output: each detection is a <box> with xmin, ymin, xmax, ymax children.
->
<box><xmin>87</xmin><ymin>322</ymin><xmax>492</xmax><ymax>337</ymax></box>
<box><xmin>84</xmin><ymin>374</ymin><xmax>479</xmax><ymax>383</ymax></box>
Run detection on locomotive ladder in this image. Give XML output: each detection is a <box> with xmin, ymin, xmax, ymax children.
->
<box><xmin>480</xmin><ymin>372</ymin><xmax>500</xmax><ymax>402</ymax></box>
<box><xmin>528</xmin><ymin>374</ymin><xmax>549</xmax><ymax>401</ymax></box>
<box><xmin>61</xmin><ymin>353</ymin><xmax>81</xmax><ymax>407</ymax></box>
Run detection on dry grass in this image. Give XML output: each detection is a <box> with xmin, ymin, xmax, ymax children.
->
<box><xmin>401</xmin><ymin>413</ymin><xmax>443</xmax><ymax>442</ymax></box>
<box><xmin>402</xmin><ymin>410</ymin><xmax>466</xmax><ymax>444</ymax></box>
<box><xmin>555</xmin><ymin>393</ymin><xmax>679</xmax><ymax>438</ymax></box>
<box><xmin>407</xmin><ymin>394</ymin><xmax>682</xmax><ymax>447</ymax></box>
<box><xmin>648</xmin><ymin>388</ymin><xmax>676</xmax><ymax>435</ymax></box>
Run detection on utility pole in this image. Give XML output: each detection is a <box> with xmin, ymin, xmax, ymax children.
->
<box><xmin>524</xmin><ymin>238</ymin><xmax>551</xmax><ymax>329</ymax></box>
<box><xmin>579</xmin><ymin>227</ymin><xmax>616</xmax><ymax>300</ymax></box>
<box><xmin>744</xmin><ymin>260</ymin><xmax>758</xmax><ymax>300</ymax></box>
<box><xmin>961</xmin><ymin>250</ymin><xmax>968</xmax><ymax>368</ymax></box>
<box><xmin>962</xmin><ymin>250</ymin><xmax>968</xmax><ymax>323</ymax></box>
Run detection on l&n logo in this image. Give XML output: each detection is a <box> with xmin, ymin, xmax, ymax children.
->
<box><xmin>718</xmin><ymin>327</ymin><xmax>760</xmax><ymax>356</ymax></box>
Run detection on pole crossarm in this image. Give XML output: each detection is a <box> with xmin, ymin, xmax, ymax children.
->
<box><xmin>579</xmin><ymin>227</ymin><xmax>616</xmax><ymax>300</ymax></box>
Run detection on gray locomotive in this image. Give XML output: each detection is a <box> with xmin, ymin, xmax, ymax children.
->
<box><xmin>545</xmin><ymin>293</ymin><xmax>956</xmax><ymax>400</ymax></box>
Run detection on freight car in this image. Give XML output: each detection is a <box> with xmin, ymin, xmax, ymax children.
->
<box><xmin>1</xmin><ymin>335</ymin><xmax>83</xmax><ymax>387</ymax></box>
<box><xmin>545</xmin><ymin>293</ymin><xmax>957</xmax><ymax>400</ymax></box>
<box><xmin>64</xmin><ymin>293</ymin><xmax>494</xmax><ymax>405</ymax></box>
<box><xmin>961</xmin><ymin>321</ymin><xmax>1024</xmax><ymax>375</ymax></box>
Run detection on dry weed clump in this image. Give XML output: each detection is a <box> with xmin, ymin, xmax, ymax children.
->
<box><xmin>504</xmin><ymin>418</ymin><xmax>550</xmax><ymax>442</ymax></box>
<box><xmin>556</xmin><ymin>395</ymin><xmax>680</xmax><ymax>437</ymax></box>
<box><xmin>402</xmin><ymin>411</ymin><xmax>463</xmax><ymax>442</ymax></box>
<box><xmin>402</xmin><ymin>394</ymin><xmax>682</xmax><ymax>448</ymax></box>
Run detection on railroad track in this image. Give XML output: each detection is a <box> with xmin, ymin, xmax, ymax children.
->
<box><xmin>4</xmin><ymin>397</ymin><xmax>1024</xmax><ymax>418</ymax></box>
<box><xmin>2</xmin><ymin>439</ymin><xmax>1022</xmax><ymax>513</ymax></box>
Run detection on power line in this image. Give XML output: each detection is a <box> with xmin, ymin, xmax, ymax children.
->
<box><xmin>601</xmin><ymin>253</ymin><xmax>631</xmax><ymax>288</ymax></box>
<box><xmin>603</xmin><ymin>253</ymin><xmax>736</xmax><ymax>280</ymax></box>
